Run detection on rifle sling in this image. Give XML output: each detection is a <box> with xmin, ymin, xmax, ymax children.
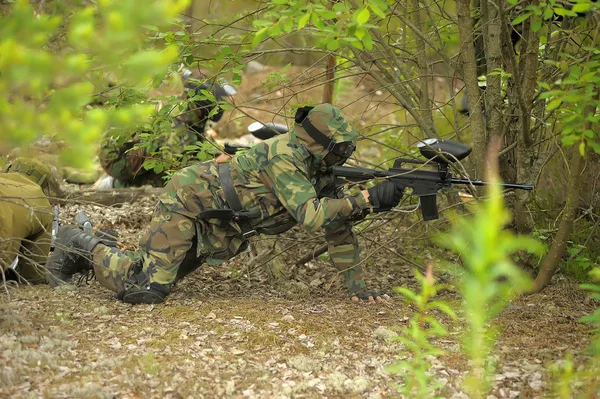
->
<box><xmin>212</xmin><ymin>163</ymin><xmax>259</xmax><ymax>238</ymax></box>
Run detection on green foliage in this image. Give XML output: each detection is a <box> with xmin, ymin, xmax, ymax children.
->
<box><xmin>0</xmin><ymin>0</ymin><xmax>189</xmax><ymax>169</ymax></box>
<box><xmin>141</xmin><ymin>353</ymin><xmax>160</xmax><ymax>375</ymax></box>
<box><xmin>436</xmin><ymin>172</ymin><xmax>545</xmax><ymax>397</ymax></box>
<box><xmin>387</xmin><ymin>267</ymin><xmax>456</xmax><ymax>398</ymax></box>
<box><xmin>511</xmin><ymin>0</ymin><xmax>598</xmax><ymax>32</ymax></box>
<box><xmin>251</xmin><ymin>0</ymin><xmax>389</xmax><ymax>51</ymax></box>
<box><xmin>538</xmin><ymin>52</ymin><xmax>600</xmax><ymax>155</ymax></box>
<box><xmin>550</xmin><ymin>267</ymin><xmax>600</xmax><ymax>397</ymax></box>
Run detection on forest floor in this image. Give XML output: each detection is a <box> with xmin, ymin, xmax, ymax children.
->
<box><xmin>1</xmin><ymin>198</ymin><xmax>596</xmax><ymax>399</ymax></box>
<box><xmin>1</xmin><ymin>65</ymin><xmax>598</xmax><ymax>398</ymax></box>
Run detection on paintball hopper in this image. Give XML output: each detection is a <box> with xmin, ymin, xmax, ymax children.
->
<box><xmin>182</xmin><ymin>69</ymin><xmax>237</xmax><ymax>97</ymax></box>
<box><xmin>74</xmin><ymin>211</ymin><xmax>93</xmax><ymax>234</ymax></box>
<box><xmin>416</xmin><ymin>138</ymin><xmax>472</xmax><ymax>163</ymax></box>
<box><xmin>214</xmin><ymin>82</ymin><xmax>237</xmax><ymax>97</ymax></box>
<box><xmin>248</xmin><ymin>122</ymin><xmax>289</xmax><ymax>140</ymax></box>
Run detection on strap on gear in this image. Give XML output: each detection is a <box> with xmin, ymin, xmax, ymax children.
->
<box><xmin>7</xmin><ymin>162</ymin><xmax>48</xmax><ymax>192</ymax></box>
<box><xmin>215</xmin><ymin>163</ymin><xmax>260</xmax><ymax>238</ymax></box>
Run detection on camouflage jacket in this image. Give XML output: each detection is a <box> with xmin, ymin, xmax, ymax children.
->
<box><xmin>229</xmin><ymin>133</ymin><xmax>369</xmax><ymax>231</ymax></box>
<box><xmin>228</xmin><ymin>132</ymin><xmax>371</xmax><ymax>293</ymax></box>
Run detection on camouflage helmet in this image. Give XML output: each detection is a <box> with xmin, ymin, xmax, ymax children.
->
<box><xmin>5</xmin><ymin>157</ymin><xmax>62</xmax><ymax>197</ymax></box>
<box><xmin>292</xmin><ymin>103</ymin><xmax>359</xmax><ymax>165</ymax></box>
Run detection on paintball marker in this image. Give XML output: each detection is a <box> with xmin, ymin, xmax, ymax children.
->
<box><xmin>228</xmin><ymin>121</ymin><xmax>533</xmax><ymax>221</ymax></box>
<box><xmin>334</xmin><ymin>138</ymin><xmax>533</xmax><ymax>221</ymax></box>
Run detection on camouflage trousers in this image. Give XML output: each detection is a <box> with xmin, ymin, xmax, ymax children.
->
<box><xmin>90</xmin><ymin>162</ymin><xmax>248</xmax><ymax>294</ymax></box>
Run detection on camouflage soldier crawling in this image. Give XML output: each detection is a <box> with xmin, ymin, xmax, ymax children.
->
<box><xmin>97</xmin><ymin>79</ymin><xmax>236</xmax><ymax>188</ymax></box>
<box><xmin>47</xmin><ymin>104</ymin><xmax>405</xmax><ymax>304</ymax></box>
<box><xmin>0</xmin><ymin>158</ymin><xmax>61</xmax><ymax>283</ymax></box>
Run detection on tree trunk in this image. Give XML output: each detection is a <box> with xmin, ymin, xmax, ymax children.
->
<box><xmin>411</xmin><ymin>0</ymin><xmax>436</xmax><ymax>138</ymax></box>
<box><xmin>456</xmin><ymin>0</ymin><xmax>487</xmax><ymax>178</ymax></box>
<box><xmin>58</xmin><ymin>187</ymin><xmax>163</xmax><ymax>206</ymax></box>
<box><xmin>482</xmin><ymin>0</ymin><xmax>502</xmax><ymax>141</ymax></box>
<box><xmin>323</xmin><ymin>54</ymin><xmax>336</xmax><ymax>104</ymax></box>
<box><xmin>529</xmin><ymin>144</ymin><xmax>585</xmax><ymax>293</ymax></box>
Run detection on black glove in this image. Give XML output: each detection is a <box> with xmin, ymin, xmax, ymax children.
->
<box><xmin>367</xmin><ymin>180</ymin><xmax>405</xmax><ymax>209</ymax></box>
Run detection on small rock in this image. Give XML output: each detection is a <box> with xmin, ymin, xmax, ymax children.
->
<box><xmin>351</xmin><ymin>377</ymin><xmax>370</xmax><ymax>393</ymax></box>
<box><xmin>503</xmin><ymin>371</ymin><xmax>520</xmax><ymax>379</ymax></box>
<box><xmin>372</xmin><ymin>326</ymin><xmax>398</xmax><ymax>342</ymax></box>
<box><xmin>528</xmin><ymin>371</ymin><xmax>544</xmax><ymax>391</ymax></box>
<box><xmin>309</xmin><ymin>278</ymin><xmax>323</xmax><ymax>287</ymax></box>
<box><xmin>327</xmin><ymin>372</ymin><xmax>348</xmax><ymax>393</ymax></box>
<box><xmin>529</xmin><ymin>379</ymin><xmax>544</xmax><ymax>391</ymax></box>
<box><xmin>93</xmin><ymin>306</ymin><xmax>109</xmax><ymax>315</ymax></box>
<box><xmin>225</xmin><ymin>380</ymin><xmax>235</xmax><ymax>395</ymax></box>
<box><xmin>287</xmin><ymin>355</ymin><xmax>320</xmax><ymax>372</ymax></box>
<box><xmin>282</xmin><ymin>314</ymin><xmax>295</xmax><ymax>322</ymax></box>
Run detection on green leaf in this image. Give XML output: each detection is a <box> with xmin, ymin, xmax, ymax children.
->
<box><xmin>269</xmin><ymin>24</ymin><xmax>281</xmax><ymax>36</ymax></box>
<box><xmin>363</xmin><ymin>32</ymin><xmax>373</xmax><ymax>50</ymax></box>
<box><xmin>532</xmin><ymin>17</ymin><xmax>542</xmax><ymax>32</ymax></box>
<box><xmin>350</xmin><ymin>40</ymin><xmax>363</xmax><ymax>50</ymax></box>
<box><xmin>232</xmin><ymin>72</ymin><xmax>242</xmax><ymax>86</ymax></box>
<box><xmin>298</xmin><ymin>12</ymin><xmax>311</xmax><ymax>30</ymax></box>
<box><xmin>394</xmin><ymin>287</ymin><xmax>418</xmax><ymax>302</ymax></box>
<box><xmin>512</xmin><ymin>13</ymin><xmax>532</xmax><ymax>25</ymax></box>
<box><xmin>311</xmin><ymin>12</ymin><xmax>325</xmax><ymax>29</ymax></box>
<box><xmin>356</xmin><ymin>8</ymin><xmax>370</xmax><ymax>26</ymax></box>
<box><xmin>546</xmin><ymin>99</ymin><xmax>562</xmax><ymax>111</ymax></box>
<box><xmin>355</xmin><ymin>27</ymin><xmax>366</xmax><ymax>40</ymax></box>
<box><xmin>370</xmin><ymin>3</ymin><xmax>387</xmax><ymax>19</ymax></box>
<box><xmin>588</xmin><ymin>140</ymin><xmax>600</xmax><ymax>154</ymax></box>
<box><xmin>327</xmin><ymin>39</ymin><xmax>339</xmax><ymax>51</ymax></box>
<box><xmin>553</xmin><ymin>7</ymin><xmax>566</xmax><ymax>16</ymax></box>
<box><xmin>579</xmin><ymin>141</ymin><xmax>586</xmax><ymax>156</ymax></box>
<box><xmin>252</xmin><ymin>27</ymin><xmax>268</xmax><ymax>47</ymax></box>
<box><xmin>572</xmin><ymin>3</ymin><xmax>594</xmax><ymax>13</ymax></box>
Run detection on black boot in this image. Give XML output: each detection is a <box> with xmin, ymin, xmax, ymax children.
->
<box><xmin>117</xmin><ymin>270</ymin><xmax>171</xmax><ymax>304</ymax></box>
<box><xmin>46</xmin><ymin>225</ymin><xmax>102</xmax><ymax>287</ymax></box>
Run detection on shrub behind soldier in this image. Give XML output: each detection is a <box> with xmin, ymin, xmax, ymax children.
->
<box><xmin>96</xmin><ymin>79</ymin><xmax>236</xmax><ymax>189</ymax></box>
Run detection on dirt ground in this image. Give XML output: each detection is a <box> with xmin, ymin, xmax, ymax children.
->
<box><xmin>1</xmin><ymin>198</ymin><xmax>596</xmax><ymax>399</ymax></box>
<box><xmin>1</xmin><ymin>66</ymin><xmax>597</xmax><ymax>398</ymax></box>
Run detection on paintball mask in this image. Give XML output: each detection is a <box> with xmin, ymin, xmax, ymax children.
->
<box><xmin>294</xmin><ymin>106</ymin><xmax>356</xmax><ymax>167</ymax></box>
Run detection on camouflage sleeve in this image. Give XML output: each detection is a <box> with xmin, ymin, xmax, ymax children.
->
<box><xmin>324</xmin><ymin>222</ymin><xmax>366</xmax><ymax>295</ymax></box>
<box><xmin>265</xmin><ymin>155</ymin><xmax>370</xmax><ymax>232</ymax></box>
